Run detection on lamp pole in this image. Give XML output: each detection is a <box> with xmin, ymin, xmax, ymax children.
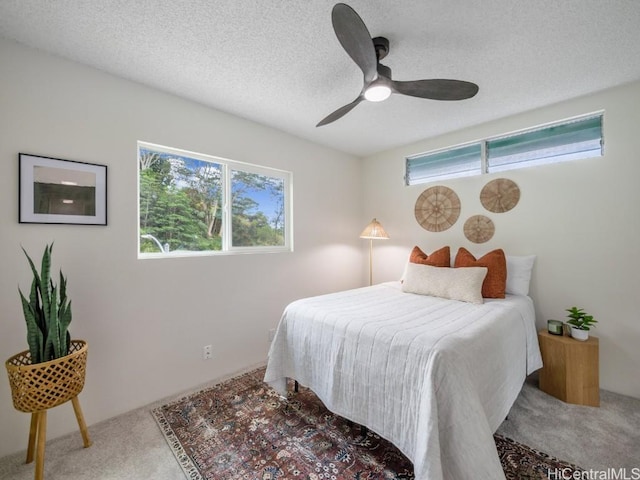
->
<box><xmin>367</xmin><ymin>238</ymin><xmax>374</xmax><ymax>286</ymax></box>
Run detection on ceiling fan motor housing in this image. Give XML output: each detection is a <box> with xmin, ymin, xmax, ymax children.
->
<box><xmin>372</xmin><ymin>36</ymin><xmax>389</xmax><ymax>60</ymax></box>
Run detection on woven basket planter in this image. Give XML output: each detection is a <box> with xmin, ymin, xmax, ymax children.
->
<box><xmin>5</xmin><ymin>340</ymin><xmax>88</xmax><ymax>413</ymax></box>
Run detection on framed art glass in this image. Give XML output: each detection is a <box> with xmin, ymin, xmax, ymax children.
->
<box><xmin>19</xmin><ymin>153</ymin><xmax>107</xmax><ymax>225</ymax></box>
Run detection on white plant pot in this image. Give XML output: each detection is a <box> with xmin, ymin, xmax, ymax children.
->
<box><xmin>570</xmin><ymin>326</ymin><xmax>589</xmax><ymax>341</ymax></box>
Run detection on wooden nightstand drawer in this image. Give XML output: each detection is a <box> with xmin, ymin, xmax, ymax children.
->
<box><xmin>538</xmin><ymin>330</ymin><xmax>599</xmax><ymax>407</ymax></box>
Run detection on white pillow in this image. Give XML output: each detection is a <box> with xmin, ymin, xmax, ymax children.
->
<box><xmin>400</xmin><ymin>261</ymin><xmax>409</xmax><ymax>283</ymax></box>
<box><xmin>505</xmin><ymin>255</ymin><xmax>536</xmax><ymax>296</ymax></box>
<box><xmin>401</xmin><ymin>263</ymin><xmax>488</xmax><ymax>304</ymax></box>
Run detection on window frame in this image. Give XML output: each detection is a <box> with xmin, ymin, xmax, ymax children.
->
<box><xmin>137</xmin><ymin>141</ymin><xmax>293</xmax><ymax>259</ymax></box>
<box><xmin>405</xmin><ymin>111</ymin><xmax>604</xmax><ymax>186</ymax></box>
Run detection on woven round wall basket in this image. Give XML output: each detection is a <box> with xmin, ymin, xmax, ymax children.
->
<box><xmin>5</xmin><ymin>340</ymin><xmax>88</xmax><ymax>413</ymax></box>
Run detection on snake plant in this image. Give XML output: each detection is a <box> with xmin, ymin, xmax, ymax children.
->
<box><xmin>18</xmin><ymin>244</ymin><xmax>72</xmax><ymax>364</ymax></box>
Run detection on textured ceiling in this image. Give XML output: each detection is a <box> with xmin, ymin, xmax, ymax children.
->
<box><xmin>1</xmin><ymin>1</ymin><xmax>640</xmax><ymax>157</ymax></box>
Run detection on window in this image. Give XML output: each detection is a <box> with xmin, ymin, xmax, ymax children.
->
<box><xmin>138</xmin><ymin>142</ymin><xmax>292</xmax><ymax>257</ymax></box>
<box><xmin>486</xmin><ymin>115</ymin><xmax>603</xmax><ymax>172</ymax></box>
<box><xmin>405</xmin><ymin>113</ymin><xmax>603</xmax><ymax>185</ymax></box>
<box><xmin>406</xmin><ymin>143</ymin><xmax>482</xmax><ymax>184</ymax></box>
<box><xmin>230</xmin><ymin>168</ymin><xmax>287</xmax><ymax>248</ymax></box>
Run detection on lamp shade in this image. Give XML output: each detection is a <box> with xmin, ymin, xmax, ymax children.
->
<box><xmin>360</xmin><ymin>218</ymin><xmax>389</xmax><ymax>239</ymax></box>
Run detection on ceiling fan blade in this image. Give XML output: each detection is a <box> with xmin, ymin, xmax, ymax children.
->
<box><xmin>392</xmin><ymin>79</ymin><xmax>479</xmax><ymax>101</ymax></box>
<box><xmin>316</xmin><ymin>96</ymin><xmax>363</xmax><ymax>127</ymax></box>
<box><xmin>331</xmin><ymin>3</ymin><xmax>377</xmax><ymax>83</ymax></box>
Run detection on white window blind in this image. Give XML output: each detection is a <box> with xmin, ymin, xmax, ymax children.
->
<box><xmin>405</xmin><ymin>143</ymin><xmax>482</xmax><ymax>185</ymax></box>
<box><xmin>487</xmin><ymin>115</ymin><xmax>603</xmax><ymax>172</ymax></box>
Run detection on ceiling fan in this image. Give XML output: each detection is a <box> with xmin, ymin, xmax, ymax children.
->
<box><xmin>317</xmin><ymin>3</ymin><xmax>479</xmax><ymax>127</ymax></box>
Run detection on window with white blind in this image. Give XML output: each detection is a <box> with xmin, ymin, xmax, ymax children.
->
<box><xmin>405</xmin><ymin>143</ymin><xmax>482</xmax><ymax>184</ymax></box>
<box><xmin>405</xmin><ymin>113</ymin><xmax>603</xmax><ymax>186</ymax></box>
<box><xmin>487</xmin><ymin>115</ymin><xmax>603</xmax><ymax>172</ymax></box>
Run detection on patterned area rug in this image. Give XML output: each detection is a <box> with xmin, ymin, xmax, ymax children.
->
<box><xmin>152</xmin><ymin>367</ymin><xmax>582</xmax><ymax>480</ymax></box>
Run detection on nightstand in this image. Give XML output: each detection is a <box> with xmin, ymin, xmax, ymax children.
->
<box><xmin>538</xmin><ymin>329</ymin><xmax>599</xmax><ymax>407</ymax></box>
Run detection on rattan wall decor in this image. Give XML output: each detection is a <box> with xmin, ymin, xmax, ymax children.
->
<box><xmin>463</xmin><ymin>215</ymin><xmax>495</xmax><ymax>243</ymax></box>
<box><xmin>480</xmin><ymin>178</ymin><xmax>520</xmax><ymax>213</ymax></box>
<box><xmin>414</xmin><ymin>185</ymin><xmax>461</xmax><ymax>232</ymax></box>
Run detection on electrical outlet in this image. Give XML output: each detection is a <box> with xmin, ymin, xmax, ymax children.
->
<box><xmin>203</xmin><ymin>344</ymin><xmax>212</xmax><ymax>360</ymax></box>
<box><xmin>268</xmin><ymin>329</ymin><xmax>276</xmax><ymax>342</ymax></box>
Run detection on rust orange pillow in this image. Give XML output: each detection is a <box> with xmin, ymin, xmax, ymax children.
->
<box><xmin>454</xmin><ymin>247</ymin><xmax>506</xmax><ymax>298</ymax></box>
<box><xmin>410</xmin><ymin>246</ymin><xmax>450</xmax><ymax>267</ymax></box>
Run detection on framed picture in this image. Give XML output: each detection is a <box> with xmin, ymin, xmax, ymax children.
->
<box><xmin>19</xmin><ymin>153</ymin><xmax>107</xmax><ymax>225</ymax></box>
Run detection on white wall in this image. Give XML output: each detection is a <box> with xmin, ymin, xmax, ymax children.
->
<box><xmin>362</xmin><ymin>80</ymin><xmax>640</xmax><ymax>400</ymax></box>
<box><xmin>0</xmin><ymin>39</ymin><xmax>364</xmax><ymax>458</ymax></box>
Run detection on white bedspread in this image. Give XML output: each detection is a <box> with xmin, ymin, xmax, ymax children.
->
<box><xmin>264</xmin><ymin>281</ymin><xmax>542</xmax><ymax>480</ymax></box>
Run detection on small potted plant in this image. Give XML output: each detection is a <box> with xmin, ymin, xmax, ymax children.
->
<box><xmin>565</xmin><ymin>306</ymin><xmax>597</xmax><ymax>341</ymax></box>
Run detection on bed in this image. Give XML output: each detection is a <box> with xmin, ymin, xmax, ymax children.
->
<box><xmin>264</xmin><ymin>263</ymin><xmax>542</xmax><ymax>480</ymax></box>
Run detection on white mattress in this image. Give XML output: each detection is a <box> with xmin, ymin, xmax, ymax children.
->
<box><xmin>264</xmin><ymin>281</ymin><xmax>542</xmax><ymax>480</ymax></box>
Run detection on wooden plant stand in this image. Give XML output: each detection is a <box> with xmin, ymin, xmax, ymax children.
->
<box><xmin>5</xmin><ymin>340</ymin><xmax>92</xmax><ymax>480</ymax></box>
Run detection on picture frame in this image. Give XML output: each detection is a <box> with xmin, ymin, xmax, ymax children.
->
<box><xmin>19</xmin><ymin>153</ymin><xmax>107</xmax><ymax>225</ymax></box>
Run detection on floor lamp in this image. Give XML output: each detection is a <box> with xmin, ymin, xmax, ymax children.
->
<box><xmin>360</xmin><ymin>218</ymin><xmax>389</xmax><ymax>286</ymax></box>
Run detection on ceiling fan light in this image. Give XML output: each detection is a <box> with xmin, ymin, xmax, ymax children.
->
<box><xmin>364</xmin><ymin>84</ymin><xmax>391</xmax><ymax>102</ymax></box>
